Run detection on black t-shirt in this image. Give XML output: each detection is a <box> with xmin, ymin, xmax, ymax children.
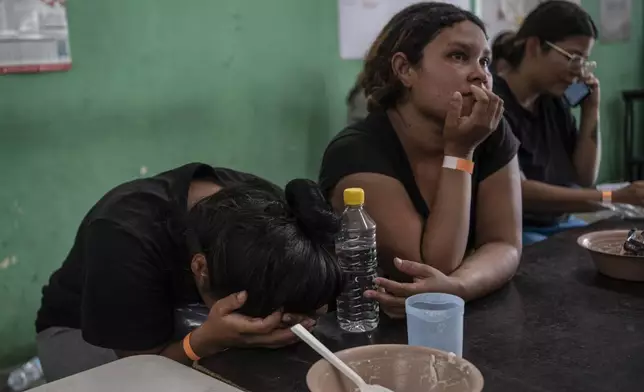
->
<box><xmin>35</xmin><ymin>163</ymin><xmax>258</xmax><ymax>351</ymax></box>
<box><xmin>493</xmin><ymin>75</ymin><xmax>579</xmax><ymax>226</ymax></box>
<box><xmin>318</xmin><ymin>110</ymin><xmax>519</xmax><ymax>248</ymax></box>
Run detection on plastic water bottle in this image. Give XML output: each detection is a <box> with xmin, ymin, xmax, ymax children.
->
<box><xmin>7</xmin><ymin>357</ymin><xmax>43</xmax><ymax>391</ymax></box>
<box><xmin>336</xmin><ymin>187</ymin><xmax>379</xmax><ymax>333</ymax></box>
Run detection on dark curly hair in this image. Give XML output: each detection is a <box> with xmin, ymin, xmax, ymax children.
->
<box><xmin>361</xmin><ymin>2</ymin><xmax>486</xmax><ymax>112</ymax></box>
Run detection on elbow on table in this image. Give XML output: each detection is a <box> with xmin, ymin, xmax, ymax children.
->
<box><xmin>505</xmin><ymin>243</ymin><xmax>522</xmax><ymax>281</ymax></box>
<box><xmin>454</xmin><ymin>242</ymin><xmax>521</xmax><ymax>302</ymax></box>
<box><xmin>425</xmin><ymin>253</ymin><xmax>464</xmax><ymax>276</ymax></box>
<box><xmin>479</xmin><ymin>240</ymin><xmax>522</xmax><ymax>282</ymax></box>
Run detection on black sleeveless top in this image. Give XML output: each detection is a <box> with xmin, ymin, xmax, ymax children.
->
<box><xmin>318</xmin><ymin>110</ymin><xmax>520</xmax><ymax>248</ymax></box>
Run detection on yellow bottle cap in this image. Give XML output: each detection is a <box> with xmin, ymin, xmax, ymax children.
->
<box><xmin>343</xmin><ymin>188</ymin><xmax>365</xmax><ymax>206</ymax></box>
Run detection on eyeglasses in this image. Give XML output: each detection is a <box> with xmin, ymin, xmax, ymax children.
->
<box><xmin>545</xmin><ymin>41</ymin><xmax>596</xmax><ymax>77</ymax></box>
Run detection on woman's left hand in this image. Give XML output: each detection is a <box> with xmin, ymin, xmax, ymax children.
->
<box><xmin>364</xmin><ymin>258</ymin><xmax>463</xmax><ymax>319</ymax></box>
<box><xmin>581</xmin><ymin>73</ymin><xmax>600</xmax><ymax>112</ymax></box>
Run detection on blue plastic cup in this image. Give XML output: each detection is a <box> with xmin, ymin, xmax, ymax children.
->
<box><xmin>405</xmin><ymin>293</ymin><xmax>465</xmax><ymax>356</ymax></box>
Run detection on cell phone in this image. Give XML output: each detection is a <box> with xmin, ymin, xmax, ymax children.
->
<box><xmin>563</xmin><ymin>82</ymin><xmax>592</xmax><ymax>107</ymax></box>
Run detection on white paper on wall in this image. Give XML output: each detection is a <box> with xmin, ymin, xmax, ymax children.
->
<box><xmin>599</xmin><ymin>0</ymin><xmax>631</xmax><ymax>42</ymax></box>
<box><xmin>0</xmin><ymin>0</ymin><xmax>71</xmax><ymax>74</ymax></box>
<box><xmin>338</xmin><ymin>0</ymin><xmax>471</xmax><ymax>60</ymax></box>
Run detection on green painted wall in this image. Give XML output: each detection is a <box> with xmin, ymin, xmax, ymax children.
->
<box><xmin>0</xmin><ymin>0</ymin><xmax>641</xmax><ymax>366</ymax></box>
<box><xmin>582</xmin><ymin>0</ymin><xmax>644</xmax><ymax>180</ymax></box>
<box><xmin>0</xmin><ymin>0</ymin><xmax>344</xmax><ymax>367</ymax></box>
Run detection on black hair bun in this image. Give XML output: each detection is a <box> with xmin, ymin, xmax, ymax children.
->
<box><xmin>285</xmin><ymin>179</ymin><xmax>339</xmax><ymax>244</ymax></box>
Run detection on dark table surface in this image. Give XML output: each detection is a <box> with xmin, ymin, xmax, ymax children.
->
<box><xmin>197</xmin><ymin>219</ymin><xmax>644</xmax><ymax>391</ymax></box>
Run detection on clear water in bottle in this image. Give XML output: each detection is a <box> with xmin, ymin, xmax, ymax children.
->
<box><xmin>336</xmin><ymin>188</ymin><xmax>379</xmax><ymax>333</ymax></box>
<box><xmin>7</xmin><ymin>357</ymin><xmax>43</xmax><ymax>392</ymax></box>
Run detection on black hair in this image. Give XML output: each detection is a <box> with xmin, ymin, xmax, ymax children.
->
<box><xmin>187</xmin><ymin>178</ymin><xmax>342</xmax><ymax>318</ymax></box>
<box><xmin>362</xmin><ymin>2</ymin><xmax>486</xmax><ymax>111</ymax></box>
<box><xmin>346</xmin><ymin>74</ymin><xmax>364</xmax><ymax>105</ymax></box>
<box><xmin>490</xmin><ymin>31</ymin><xmax>515</xmax><ymax>73</ymax></box>
<box><xmin>504</xmin><ymin>0</ymin><xmax>598</xmax><ymax>68</ymax></box>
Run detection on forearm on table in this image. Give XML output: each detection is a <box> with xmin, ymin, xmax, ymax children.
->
<box><xmin>573</xmin><ymin>109</ymin><xmax>601</xmax><ymax>187</ymax></box>
<box><xmin>116</xmin><ymin>326</ymin><xmax>224</xmax><ymax>365</ymax></box>
<box><xmin>521</xmin><ymin>179</ymin><xmax>605</xmax><ymax>213</ymax></box>
<box><xmin>116</xmin><ymin>341</ymin><xmax>193</xmax><ymax>365</ymax></box>
<box><xmin>159</xmin><ymin>341</ymin><xmax>195</xmax><ymax>365</ymax></box>
<box><xmin>450</xmin><ymin>241</ymin><xmax>520</xmax><ymax>301</ymax></box>
<box><xmin>421</xmin><ymin>149</ymin><xmax>473</xmax><ymax>274</ymax></box>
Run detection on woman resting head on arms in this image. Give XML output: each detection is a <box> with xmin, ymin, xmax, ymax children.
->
<box><xmin>319</xmin><ymin>2</ymin><xmax>522</xmax><ymax>318</ymax></box>
<box><xmin>35</xmin><ymin>163</ymin><xmax>342</xmax><ymax>381</ymax></box>
<box><xmin>493</xmin><ymin>1</ymin><xmax>644</xmax><ymax>244</ymax></box>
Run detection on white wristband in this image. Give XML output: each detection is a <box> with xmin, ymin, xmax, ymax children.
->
<box><xmin>601</xmin><ymin>190</ymin><xmax>612</xmax><ymax>204</ymax></box>
<box><xmin>442</xmin><ymin>156</ymin><xmax>474</xmax><ymax>174</ymax></box>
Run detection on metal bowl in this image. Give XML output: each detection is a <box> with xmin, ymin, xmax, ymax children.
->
<box><xmin>577</xmin><ymin>230</ymin><xmax>644</xmax><ymax>281</ymax></box>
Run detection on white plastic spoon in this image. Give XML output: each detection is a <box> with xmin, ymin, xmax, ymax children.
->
<box><xmin>291</xmin><ymin>324</ymin><xmax>393</xmax><ymax>392</ymax></box>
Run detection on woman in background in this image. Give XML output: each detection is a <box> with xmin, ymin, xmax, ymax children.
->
<box><xmin>490</xmin><ymin>30</ymin><xmax>515</xmax><ymax>74</ymax></box>
<box><xmin>493</xmin><ymin>0</ymin><xmax>644</xmax><ymax>244</ymax></box>
<box><xmin>320</xmin><ymin>3</ymin><xmax>522</xmax><ymax>318</ymax></box>
<box><xmin>36</xmin><ymin>163</ymin><xmax>341</xmax><ymax>380</ymax></box>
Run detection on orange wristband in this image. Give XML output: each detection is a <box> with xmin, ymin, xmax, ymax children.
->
<box><xmin>601</xmin><ymin>190</ymin><xmax>612</xmax><ymax>203</ymax></box>
<box><xmin>443</xmin><ymin>156</ymin><xmax>474</xmax><ymax>174</ymax></box>
<box><xmin>182</xmin><ymin>332</ymin><xmax>201</xmax><ymax>361</ymax></box>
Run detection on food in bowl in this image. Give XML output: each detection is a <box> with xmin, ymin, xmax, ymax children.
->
<box><xmin>584</xmin><ymin>229</ymin><xmax>644</xmax><ymax>257</ymax></box>
<box><xmin>306</xmin><ymin>344</ymin><xmax>484</xmax><ymax>392</ymax></box>
<box><xmin>577</xmin><ymin>230</ymin><xmax>644</xmax><ymax>281</ymax></box>
<box><xmin>622</xmin><ymin>229</ymin><xmax>644</xmax><ymax>256</ymax></box>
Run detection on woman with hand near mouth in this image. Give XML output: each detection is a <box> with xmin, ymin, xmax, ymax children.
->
<box><xmin>493</xmin><ymin>0</ymin><xmax>644</xmax><ymax>244</ymax></box>
<box><xmin>319</xmin><ymin>3</ymin><xmax>522</xmax><ymax>318</ymax></box>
